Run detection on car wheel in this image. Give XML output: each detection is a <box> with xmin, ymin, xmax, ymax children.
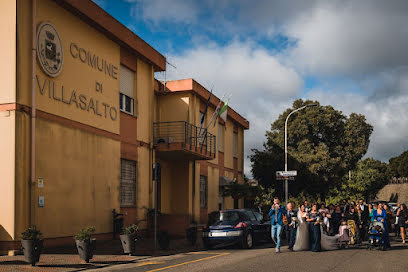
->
<box><xmin>242</xmin><ymin>232</ymin><xmax>253</xmax><ymax>249</ymax></box>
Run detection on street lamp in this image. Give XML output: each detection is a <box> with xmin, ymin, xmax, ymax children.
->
<box><xmin>284</xmin><ymin>103</ymin><xmax>317</xmax><ymax>205</ymax></box>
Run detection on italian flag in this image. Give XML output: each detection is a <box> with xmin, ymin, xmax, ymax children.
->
<box><xmin>218</xmin><ymin>98</ymin><xmax>229</xmax><ymax>122</ymax></box>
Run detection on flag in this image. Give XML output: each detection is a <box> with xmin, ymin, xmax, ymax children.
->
<box><xmin>200</xmin><ymin>89</ymin><xmax>212</xmax><ymax>126</ymax></box>
<box><xmin>211</xmin><ymin>100</ymin><xmax>223</xmax><ymax>128</ymax></box>
<box><xmin>218</xmin><ymin>98</ymin><xmax>229</xmax><ymax>123</ymax></box>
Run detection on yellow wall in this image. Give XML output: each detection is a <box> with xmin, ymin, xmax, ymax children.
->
<box><xmin>33</xmin><ymin>118</ymin><xmax>120</xmax><ymax>237</ymax></box>
<box><xmin>0</xmin><ymin>0</ymin><xmax>16</xmax><ymax>104</ymax></box>
<box><xmin>15</xmin><ymin>112</ymin><xmax>31</xmax><ymax>241</ymax></box>
<box><xmin>136</xmin><ymin>59</ymin><xmax>154</xmax><ymax>142</ymax></box>
<box><xmin>207</xmin><ymin>166</ymin><xmax>219</xmax><ymax>213</ymax></box>
<box><xmin>0</xmin><ymin>111</ymin><xmax>16</xmax><ymax>241</ymax></box>
<box><xmin>159</xmin><ymin>160</ymin><xmax>190</xmax><ymax>214</ymax></box>
<box><xmin>18</xmin><ymin>0</ymin><xmax>120</xmax><ymax>134</ymax></box>
<box><xmin>158</xmin><ymin>93</ymin><xmax>190</xmax><ymax>123</ymax></box>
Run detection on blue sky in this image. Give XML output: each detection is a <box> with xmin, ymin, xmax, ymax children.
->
<box><xmin>94</xmin><ymin>0</ymin><xmax>408</xmax><ymax>175</ymax></box>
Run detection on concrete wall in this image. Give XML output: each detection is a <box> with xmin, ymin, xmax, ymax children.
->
<box><xmin>0</xmin><ymin>0</ymin><xmax>16</xmax><ymax>104</ymax></box>
<box><xmin>0</xmin><ymin>111</ymin><xmax>16</xmax><ymax>241</ymax></box>
<box><xmin>18</xmin><ymin>0</ymin><xmax>120</xmax><ymax>134</ymax></box>
<box><xmin>33</xmin><ymin>118</ymin><xmax>120</xmax><ymax>237</ymax></box>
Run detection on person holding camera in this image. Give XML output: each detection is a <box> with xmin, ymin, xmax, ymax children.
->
<box><xmin>268</xmin><ymin>197</ymin><xmax>286</xmax><ymax>253</ymax></box>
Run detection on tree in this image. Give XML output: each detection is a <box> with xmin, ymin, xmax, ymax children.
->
<box><xmin>339</xmin><ymin>158</ymin><xmax>389</xmax><ymax>201</ymax></box>
<box><xmin>389</xmin><ymin>150</ymin><xmax>408</xmax><ymax>178</ymax></box>
<box><xmin>250</xmin><ymin>99</ymin><xmax>373</xmax><ymax>200</ymax></box>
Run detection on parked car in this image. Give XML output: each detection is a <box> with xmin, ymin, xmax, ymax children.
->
<box><xmin>388</xmin><ymin>202</ymin><xmax>398</xmax><ymax>213</ymax></box>
<box><xmin>202</xmin><ymin>209</ymin><xmax>270</xmax><ymax>249</ymax></box>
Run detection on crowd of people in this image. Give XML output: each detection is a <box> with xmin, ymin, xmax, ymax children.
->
<box><xmin>267</xmin><ymin>197</ymin><xmax>408</xmax><ymax>253</ymax></box>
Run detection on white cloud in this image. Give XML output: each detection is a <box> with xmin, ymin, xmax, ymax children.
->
<box><xmin>283</xmin><ymin>1</ymin><xmax>408</xmax><ymax>77</ymax></box>
<box><xmin>136</xmin><ymin>0</ymin><xmax>408</xmax><ymax>174</ymax></box>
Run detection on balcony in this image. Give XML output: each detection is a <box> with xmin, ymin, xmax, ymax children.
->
<box><xmin>153</xmin><ymin>121</ymin><xmax>216</xmax><ymax>160</ymax></box>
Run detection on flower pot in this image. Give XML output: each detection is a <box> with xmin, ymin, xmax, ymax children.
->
<box><xmin>21</xmin><ymin>239</ymin><xmax>43</xmax><ymax>266</ymax></box>
<box><xmin>186</xmin><ymin>227</ymin><xmax>198</xmax><ymax>245</ymax></box>
<box><xmin>120</xmin><ymin>233</ymin><xmax>136</xmax><ymax>255</ymax></box>
<box><xmin>75</xmin><ymin>239</ymin><xmax>96</xmax><ymax>263</ymax></box>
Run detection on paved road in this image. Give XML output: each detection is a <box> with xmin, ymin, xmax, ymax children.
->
<box><xmin>96</xmin><ymin>242</ymin><xmax>408</xmax><ymax>272</ymax></box>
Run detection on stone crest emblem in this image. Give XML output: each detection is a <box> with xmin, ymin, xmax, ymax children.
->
<box><xmin>37</xmin><ymin>22</ymin><xmax>63</xmax><ymax>77</ymax></box>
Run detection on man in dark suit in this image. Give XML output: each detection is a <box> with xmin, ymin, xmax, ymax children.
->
<box><xmin>285</xmin><ymin>202</ymin><xmax>297</xmax><ymax>251</ymax></box>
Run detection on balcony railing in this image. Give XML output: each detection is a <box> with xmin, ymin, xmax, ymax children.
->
<box><xmin>153</xmin><ymin>121</ymin><xmax>216</xmax><ymax>159</ymax></box>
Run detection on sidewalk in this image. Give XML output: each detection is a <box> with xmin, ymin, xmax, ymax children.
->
<box><xmin>0</xmin><ymin>238</ymin><xmax>204</xmax><ymax>272</ymax></box>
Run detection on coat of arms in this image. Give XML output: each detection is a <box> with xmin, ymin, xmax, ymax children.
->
<box><xmin>37</xmin><ymin>22</ymin><xmax>63</xmax><ymax>77</ymax></box>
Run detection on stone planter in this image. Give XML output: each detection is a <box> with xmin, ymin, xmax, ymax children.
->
<box><xmin>120</xmin><ymin>233</ymin><xmax>137</xmax><ymax>255</ymax></box>
<box><xmin>21</xmin><ymin>239</ymin><xmax>43</xmax><ymax>266</ymax></box>
<box><xmin>75</xmin><ymin>239</ymin><xmax>96</xmax><ymax>263</ymax></box>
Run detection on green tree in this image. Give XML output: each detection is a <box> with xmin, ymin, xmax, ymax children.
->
<box><xmin>389</xmin><ymin>150</ymin><xmax>408</xmax><ymax>177</ymax></box>
<box><xmin>250</xmin><ymin>99</ymin><xmax>373</xmax><ymax>199</ymax></box>
<box><xmin>340</xmin><ymin>158</ymin><xmax>389</xmax><ymax>201</ymax></box>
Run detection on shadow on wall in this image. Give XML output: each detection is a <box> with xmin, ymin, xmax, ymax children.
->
<box><xmin>377</xmin><ymin>184</ymin><xmax>408</xmax><ymax>204</ymax></box>
<box><xmin>0</xmin><ymin>224</ymin><xmax>13</xmax><ymax>241</ymax></box>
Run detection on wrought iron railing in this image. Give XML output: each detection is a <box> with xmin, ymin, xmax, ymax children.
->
<box><xmin>153</xmin><ymin>121</ymin><xmax>216</xmax><ymax>156</ymax></box>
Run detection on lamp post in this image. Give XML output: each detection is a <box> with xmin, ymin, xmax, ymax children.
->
<box><xmin>284</xmin><ymin>103</ymin><xmax>317</xmax><ymax>205</ymax></box>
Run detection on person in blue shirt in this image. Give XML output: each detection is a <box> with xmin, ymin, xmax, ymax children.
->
<box><xmin>268</xmin><ymin>197</ymin><xmax>286</xmax><ymax>253</ymax></box>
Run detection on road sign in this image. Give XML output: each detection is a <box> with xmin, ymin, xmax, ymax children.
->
<box><xmin>276</xmin><ymin>170</ymin><xmax>297</xmax><ymax>178</ymax></box>
<box><xmin>276</xmin><ymin>176</ymin><xmax>295</xmax><ymax>181</ymax></box>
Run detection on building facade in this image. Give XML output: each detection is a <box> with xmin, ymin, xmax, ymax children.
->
<box><xmin>0</xmin><ymin>0</ymin><xmax>249</xmax><ymax>254</ymax></box>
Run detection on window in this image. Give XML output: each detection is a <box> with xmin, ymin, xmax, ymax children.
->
<box><xmin>120</xmin><ymin>159</ymin><xmax>136</xmax><ymax>206</ymax></box>
<box><xmin>233</xmin><ymin>131</ymin><xmax>238</xmax><ymax>157</ymax></box>
<box><xmin>254</xmin><ymin>212</ymin><xmax>263</xmax><ymax>222</ymax></box>
<box><xmin>218</xmin><ymin>124</ymin><xmax>224</xmax><ymax>152</ymax></box>
<box><xmin>244</xmin><ymin>211</ymin><xmax>257</xmax><ymax>221</ymax></box>
<box><xmin>120</xmin><ymin>65</ymin><xmax>135</xmax><ymax>115</ymax></box>
<box><xmin>200</xmin><ymin>175</ymin><xmax>208</xmax><ymax>208</ymax></box>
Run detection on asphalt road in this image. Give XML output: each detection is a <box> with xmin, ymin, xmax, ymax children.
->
<box><xmin>96</xmin><ymin>242</ymin><xmax>408</xmax><ymax>272</ymax></box>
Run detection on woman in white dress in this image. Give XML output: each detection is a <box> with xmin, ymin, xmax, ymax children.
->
<box><xmin>320</xmin><ymin>221</ymin><xmax>341</xmax><ymax>250</ymax></box>
<box><xmin>293</xmin><ymin>204</ymin><xmax>310</xmax><ymax>251</ymax></box>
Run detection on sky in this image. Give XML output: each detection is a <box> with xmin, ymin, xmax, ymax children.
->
<box><xmin>94</xmin><ymin>0</ymin><xmax>408</xmax><ymax>176</ymax></box>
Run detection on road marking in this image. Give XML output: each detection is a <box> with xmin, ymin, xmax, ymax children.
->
<box><xmin>146</xmin><ymin>252</ymin><xmax>230</xmax><ymax>272</ymax></box>
<box><xmin>187</xmin><ymin>252</ymin><xmax>225</xmax><ymax>255</ymax></box>
<box><xmin>136</xmin><ymin>261</ymin><xmax>165</xmax><ymax>267</ymax></box>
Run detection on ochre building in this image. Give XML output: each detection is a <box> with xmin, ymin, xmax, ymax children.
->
<box><xmin>0</xmin><ymin>0</ymin><xmax>249</xmax><ymax>254</ymax></box>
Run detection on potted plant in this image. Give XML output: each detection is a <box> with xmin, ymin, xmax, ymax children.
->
<box><xmin>74</xmin><ymin>226</ymin><xmax>96</xmax><ymax>263</ymax></box>
<box><xmin>21</xmin><ymin>225</ymin><xmax>43</xmax><ymax>266</ymax></box>
<box><xmin>120</xmin><ymin>224</ymin><xmax>138</xmax><ymax>255</ymax></box>
<box><xmin>186</xmin><ymin>221</ymin><xmax>198</xmax><ymax>246</ymax></box>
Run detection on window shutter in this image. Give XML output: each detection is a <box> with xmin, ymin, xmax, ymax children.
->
<box><xmin>120</xmin><ymin>65</ymin><xmax>134</xmax><ymax>98</ymax></box>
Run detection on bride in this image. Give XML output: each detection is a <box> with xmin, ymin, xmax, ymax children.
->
<box><xmin>293</xmin><ymin>204</ymin><xmax>341</xmax><ymax>251</ymax></box>
<box><xmin>293</xmin><ymin>204</ymin><xmax>309</xmax><ymax>251</ymax></box>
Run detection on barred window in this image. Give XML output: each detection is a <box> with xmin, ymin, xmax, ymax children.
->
<box><xmin>120</xmin><ymin>159</ymin><xmax>136</xmax><ymax>207</ymax></box>
<box><xmin>200</xmin><ymin>175</ymin><xmax>208</xmax><ymax>208</ymax></box>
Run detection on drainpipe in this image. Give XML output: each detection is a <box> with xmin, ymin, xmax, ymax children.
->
<box><xmin>30</xmin><ymin>0</ymin><xmax>36</xmax><ymax>226</ymax></box>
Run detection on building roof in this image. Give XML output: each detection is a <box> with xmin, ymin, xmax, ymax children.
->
<box><xmin>54</xmin><ymin>0</ymin><xmax>166</xmax><ymax>71</ymax></box>
<box><xmin>155</xmin><ymin>79</ymin><xmax>250</xmax><ymax>130</ymax></box>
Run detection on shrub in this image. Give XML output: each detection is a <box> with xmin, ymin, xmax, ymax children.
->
<box><xmin>74</xmin><ymin>227</ymin><xmax>95</xmax><ymax>241</ymax></box>
<box><xmin>122</xmin><ymin>224</ymin><xmax>138</xmax><ymax>235</ymax></box>
<box><xmin>21</xmin><ymin>225</ymin><xmax>42</xmax><ymax>240</ymax></box>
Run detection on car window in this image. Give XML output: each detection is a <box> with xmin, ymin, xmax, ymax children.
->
<box><xmin>244</xmin><ymin>211</ymin><xmax>257</xmax><ymax>221</ymax></box>
<box><xmin>219</xmin><ymin>211</ymin><xmax>240</xmax><ymax>222</ymax></box>
<box><xmin>254</xmin><ymin>211</ymin><xmax>263</xmax><ymax>221</ymax></box>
